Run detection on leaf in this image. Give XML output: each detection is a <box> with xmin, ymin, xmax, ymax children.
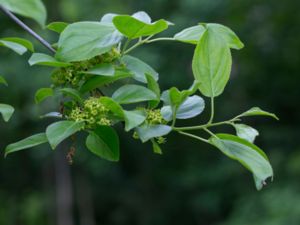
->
<box><xmin>0</xmin><ymin>37</ymin><xmax>34</xmax><ymax>52</ymax></box>
<box><xmin>132</xmin><ymin>11</ymin><xmax>152</xmax><ymax>23</ymax></box>
<box><xmin>112</xmin><ymin>84</ymin><xmax>157</xmax><ymax>104</ymax></box>
<box><xmin>151</xmin><ymin>139</ymin><xmax>162</xmax><ymax>154</ymax></box>
<box><xmin>174</xmin><ymin>25</ymin><xmax>205</xmax><ymax>44</ymax></box>
<box><xmin>83</xmin><ymin>63</ymin><xmax>115</xmax><ymax>76</ymax></box>
<box><xmin>0</xmin><ymin>40</ymin><xmax>27</xmax><ymax>55</ymax></box>
<box><xmin>238</xmin><ymin>107</ymin><xmax>279</xmax><ymax>120</ymax></box>
<box><xmin>0</xmin><ymin>76</ymin><xmax>8</xmax><ymax>86</ymax></box>
<box><xmin>146</xmin><ymin>73</ymin><xmax>160</xmax><ymax>108</ymax></box>
<box><xmin>35</xmin><ymin>87</ymin><xmax>53</xmax><ymax>104</ymax></box>
<box><xmin>99</xmin><ymin>97</ymin><xmax>124</xmax><ymax>119</ymax></box>
<box><xmin>206</xmin><ymin>23</ymin><xmax>244</xmax><ymax>50</ymax></box>
<box><xmin>46</xmin><ymin>22</ymin><xmax>68</xmax><ymax>33</ymax></box>
<box><xmin>0</xmin><ymin>103</ymin><xmax>14</xmax><ymax>122</ymax></box>
<box><xmin>60</xmin><ymin>88</ymin><xmax>82</xmax><ymax>103</ymax></box>
<box><xmin>46</xmin><ymin>121</ymin><xmax>85</xmax><ymax>149</ymax></box>
<box><xmin>5</xmin><ymin>133</ymin><xmax>48</xmax><ymax>157</ymax></box>
<box><xmin>86</xmin><ymin>126</ymin><xmax>119</xmax><ymax>161</ymax></box>
<box><xmin>161</xmin><ymin>95</ymin><xmax>205</xmax><ymax>121</ymax></box>
<box><xmin>136</xmin><ymin>124</ymin><xmax>172</xmax><ymax>143</ymax></box>
<box><xmin>29</xmin><ymin>53</ymin><xmax>72</xmax><ymax>67</ymax></box>
<box><xmin>0</xmin><ymin>0</ymin><xmax>47</xmax><ymax>27</ymax></box>
<box><xmin>121</xmin><ymin>55</ymin><xmax>158</xmax><ymax>83</ymax></box>
<box><xmin>209</xmin><ymin>134</ymin><xmax>273</xmax><ymax>190</ymax></box>
<box><xmin>123</xmin><ymin>110</ymin><xmax>146</xmax><ymax>131</ymax></box>
<box><xmin>40</xmin><ymin>112</ymin><xmax>62</xmax><ymax>119</ymax></box>
<box><xmin>100</xmin><ymin>13</ymin><xmax>118</xmax><ymax>23</ymax></box>
<box><xmin>233</xmin><ymin>124</ymin><xmax>259</xmax><ymax>143</ymax></box>
<box><xmin>79</xmin><ymin>69</ymin><xmax>132</xmax><ymax>93</ymax></box>
<box><xmin>56</xmin><ymin>22</ymin><xmax>122</xmax><ymax>62</ymax></box>
<box><xmin>113</xmin><ymin>15</ymin><xmax>169</xmax><ymax>39</ymax></box>
<box><xmin>192</xmin><ymin>28</ymin><xmax>232</xmax><ymax>97</ymax></box>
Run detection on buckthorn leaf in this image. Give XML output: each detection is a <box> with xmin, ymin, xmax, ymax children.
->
<box><xmin>83</xmin><ymin>63</ymin><xmax>115</xmax><ymax>76</ymax></box>
<box><xmin>100</xmin><ymin>13</ymin><xmax>118</xmax><ymax>23</ymax></box>
<box><xmin>0</xmin><ymin>39</ymin><xmax>27</xmax><ymax>55</ymax></box>
<box><xmin>233</xmin><ymin>124</ymin><xmax>259</xmax><ymax>143</ymax></box>
<box><xmin>123</xmin><ymin>110</ymin><xmax>146</xmax><ymax>131</ymax></box>
<box><xmin>5</xmin><ymin>133</ymin><xmax>48</xmax><ymax>157</ymax></box>
<box><xmin>121</xmin><ymin>55</ymin><xmax>158</xmax><ymax>83</ymax></box>
<box><xmin>151</xmin><ymin>139</ymin><xmax>162</xmax><ymax>154</ymax></box>
<box><xmin>60</xmin><ymin>88</ymin><xmax>83</xmax><ymax>103</ymax></box>
<box><xmin>35</xmin><ymin>87</ymin><xmax>53</xmax><ymax>104</ymax></box>
<box><xmin>113</xmin><ymin>14</ymin><xmax>169</xmax><ymax>39</ymax></box>
<box><xmin>112</xmin><ymin>84</ymin><xmax>157</xmax><ymax>104</ymax></box>
<box><xmin>146</xmin><ymin>73</ymin><xmax>160</xmax><ymax>108</ymax></box>
<box><xmin>192</xmin><ymin>28</ymin><xmax>232</xmax><ymax>97</ymax></box>
<box><xmin>0</xmin><ymin>103</ymin><xmax>14</xmax><ymax>122</ymax></box>
<box><xmin>46</xmin><ymin>121</ymin><xmax>85</xmax><ymax>149</ymax></box>
<box><xmin>86</xmin><ymin>126</ymin><xmax>120</xmax><ymax>161</ymax></box>
<box><xmin>0</xmin><ymin>37</ymin><xmax>34</xmax><ymax>52</ymax></box>
<box><xmin>56</xmin><ymin>22</ymin><xmax>122</xmax><ymax>62</ymax></box>
<box><xmin>238</xmin><ymin>107</ymin><xmax>279</xmax><ymax>120</ymax></box>
<box><xmin>174</xmin><ymin>25</ymin><xmax>205</xmax><ymax>44</ymax></box>
<box><xmin>29</xmin><ymin>53</ymin><xmax>72</xmax><ymax>67</ymax></box>
<box><xmin>136</xmin><ymin>124</ymin><xmax>171</xmax><ymax>143</ymax></box>
<box><xmin>0</xmin><ymin>0</ymin><xmax>47</xmax><ymax>27</ymax></box>
<box><xmin>46</xmin><ymin>22</ymin><xmax>68</xmax><ymax>33</ymax></box>
<box><xmin>209</xmin><ymin>134</ymin><xmax>273</xmax><ymax>190</ymax></box>
<box><xmin>99</xmin><ymin>97</ymin><xmax>124</xmax><ymax>119</ymax></box>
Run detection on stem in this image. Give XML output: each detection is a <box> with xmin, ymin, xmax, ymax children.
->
<box><xmin>173</xmin><ymin>120</ymin><xmax>232</xmax><ymax>131</ymax></box>
<box><xmin>208</xmin><ymin>96</ymin><xmax>214</xmax><ymax>124</ymax></box>
<box><xmin>145</xmin><ymin>37</ymin><xmax>176</xmax><ymax>43</ymax></box>
<box><xmin>0</xmin><ymin>5</ymin><xmax>56</xmax><ymax>54</ymax></box>
<box><xmin>177</xmin><ymin>131</ymin><xmax>209</xmax><ymax>144</ymax></box>
<box><xmin>124</xmin><ymin>35</ymin><xmax>153</xmax><ymax>55</ymax></box>
<box><xmin>121</xmin><ymin>38</ymin><xmax>131</xmax><ymax>55</ymax></box>
<box><xmin>203</xmin><ymin>128</ymin><xmax>217</xmax><ymax>138</ymax></box>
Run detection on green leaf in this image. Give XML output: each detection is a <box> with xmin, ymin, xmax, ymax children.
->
<box><xmin>174</xmin><ymin>25</ymin><xmax>205</xmax><ymax>44</ymax></box>
<box><xmin>29</xmin><ymin>53</ymin><xmax>72</xmax><ymax>67</ymax></box>
<box><xmin>123</xmin><ymin>110</ymin><xmax>146</xmax><ymax>131</ymax></box>
<box><xmin>151</xmin><ymin>139</ymin><xmax>162</xmax><ymax>154</ymax></box>
<box><xmin>40</xmin><ymin>112</ymin><xmax>62</xmax><ymax>119</ymax></box>
<box><xmin>100</xmin><ymin>13</ymin><xmax>118</xmax><ymax>23</ymax></box>
<box><xmin>161</xmin><ymin>95</ymin><xmax>205</xmax><ymax>121</ymax></box>
<box><xmin>60</xmin><ymin>88</ymin><xmax>82</xmax><ymax>103</ymax></box>
<box><xmin>86</xmin><ymin>126</ymin><xmax>119</xmax><ymax>161</ymax></box>
<box><xmin>146</xmin><ymin>73</ymin><xmax>160</xmax><ymax>108</ymax></box>
<box><xmin>56</xmin><ymin>22</ymin><xmax>122</xmax><ymax>62</ymax></box>
<box><xmin>0</xmin><ymin>0</ymin><xmax>47</xmax><ymax>27</ymax></box>
<box><xmin>46</xmin><ymin>22</ymin><xmax>68</xmax><ymax>33</ymax></box>
<box><xmin>46</xmin><ymin>121</ymin><xmax>85</xmax><ymax>149</ymax></box>
<box><xmin>233</xmin><ymin>124</ymin><xmax>259</xmax><ymax>143</ymax></box>
<box><xmin>238</xmin><ymin>107</ymin><xmax>279</xmax><ymax>120</ymax></box>
<box><xmin>5</xmin><ymin>133</ymin><xmax>48</xmax><ymax>157</ymax></box>
<box><xmin>132</xmin><ymin>11</ymin><xmax>152</xmax><ymax>23</ymax></box>
<box><xmin>1</xmin><ymin>37</ymin><xmax>34</xmax><ymax>52</ymax></box>
<box><xmin>136</xmin><ymin>124</ymin><xmax>172</xmax><ymax>143</ymax></box>
<box><xmin>0</xmin><ymin>40</ymin><xmax>27</xmax><ymax>55</ymax></box>
<box><xmin>35</xmin><ymin>87</ymin><xmax>53</xmax><ymax>104</ymax></box>
<box><xmin>206</xmin><ymin>23</ymin><xmax>244</xmax><ymax>50</ymax></box>
<box><xmin>192</xmin><ymin>28</ymin><xmax>232</xmax><ymax>97</ymax></box>
<box><xmin>0</xmin><ymin>76</ymin><xmax>8</xmax><ymax>86</ymax></box>
<box><xmin>79</xmin><ymin>69</ymin><xmax>132</xmax><ymax>93</ymax></box>
<box><xmin>112</xmin><ymin>84</ymin><xmax>157</xmax><ymax>104</ymax></box>
<box><xmin>83</xmin><ymin>63</ymin><xmax>115</xmax><ymax>76</ymax></box>
<box><xmin>121</xmin><ymin>55</ymin><xmax>158</xmax><ymax>83</ymax></box>
<box><xmin>99</xmin><ymin>97</ymin><xmax>124</xmax><ymax>119</ymax></box>
<box><xmin>209</xmin><ymin>134</ymin><xmax>273</xmax><ymax>190</ymax></box>
<box><xmin>113</xmin><ymin>15</ymin><xmax>169</xmax><ymax>39</ymax></box>
<box><xmin>0</xmin><ymin>103</ymin><xmax>14</xmax><ymax>122</ymax></box>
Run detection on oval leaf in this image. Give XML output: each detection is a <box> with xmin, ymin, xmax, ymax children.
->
<box><xmin>35</xmin><ymin>87</ymin><xmax>53</xmax><ymax>104</ymax></box>
<box><xmin>124</xmin><ymin>110</ymin><xmax>146</xmax><ymax>131</ymax></box>
<box><xmin>29</xmin><ymin>53</ymin><xmax>72</xmax><ymax>67</ymax></box>
<box><xmin>60</xmin><ymin>88</ymin><xmax>82</xmax><ymax>103</ymax></box>
<box><xmin>113</xmin><ymin>15</ymin><xmax>168</xmax><ymax>39</ymax></box>
<box><xmin>136</xmin><ymin>124</ymin><xmax>172</xmax><ymax>143</ymax></box>
<box><xmin>5</xmin><ymin>133</ymin><xmax>48</xmax><ymax>157</ymax></box>
<box><xmin>86</xmin><ymin>126</ymin><xmax>120</xmax><ymax>161</ymax></box>
<box><xmin>112</xmin><ymin>84</ymin><xmax>157</xmax><ymax>104</ymax></box>
<box><xmin>121</xmin><ymin>55</ymin><xmax>158</xmax><ymax>83</ymax></box>
<box><xmin>239</xmin><ymin>107</ymin><xmax>279</xmax><ymax>120</ymax></box>
<box><xmin>0</xmin><ymin>40</ymin><xmax>27</xmax><ymax>55</ymax></box>
<box><xmin>1</xmin><ymin>37</ymin><xmax>34</xmax><ymax>52</ymax></box>
<box><xmin>192</xmin><ymin>28</ymin><xmax>232</xmax><ymax>97</ymax></box>
<box><xmin>233</xmin><ymin>124</ymin><xmax>259</xmax><ymax>143</ymax></box>
<box><xmin>174</xmin><ymin>25</ymin><xmax>205</xmax><ymax>44</ymax></box>
<box><xmin>0</xmin><ymin>103</ymin><xmax>14</xmax><ymax>122</ymax></box>
<box><xmin>56</xmin><ymin>22</ymin><xmax>122</xmax><ymax>62</ymax></box>
<box><xmin>46</xmin><ymin>22</ymin><xmax>68</xmax><ymax>33</ymax></box>
<box><xmin>46</xmin><ymin>121</ymin><xmax>85</xmax><ymax>149</ymax></box>
<box><xmin>83</xmin><ymin>63</ymin><xmax>115</xmax><ymax>76</ymax></box>
<box><xmin>209</xmin><ymin>134</ymin><xmax>273</xmax><ymax>190</ymax></box>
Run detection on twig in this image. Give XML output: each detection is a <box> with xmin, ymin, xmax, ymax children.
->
<box><xmin>0</xmin><ymin>5</ymin><xmax>56</xmax><ymax>54</ymax></box>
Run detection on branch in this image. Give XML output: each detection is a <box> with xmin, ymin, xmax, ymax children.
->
<box><xmin>0</xmin><ymin>5</ymin><xmax>56</xmax><ymax>54</ymax></box>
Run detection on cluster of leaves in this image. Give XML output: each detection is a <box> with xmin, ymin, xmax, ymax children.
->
<box><xmin>0</xmin><ymin>0</ymin><xmax>279</xmax><ymax>190</ymax></box>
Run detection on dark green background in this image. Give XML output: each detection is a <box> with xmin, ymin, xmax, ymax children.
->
<box><xmin>0</xmin><ymin>0</ymin><xmax>299</xmax><ymax>224</ymax></box>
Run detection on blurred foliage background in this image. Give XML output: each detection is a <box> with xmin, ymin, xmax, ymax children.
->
<box><xmin>0</xmin><ymin>0</ymin><xmax>300</xmax><ymax>224</ymax></box>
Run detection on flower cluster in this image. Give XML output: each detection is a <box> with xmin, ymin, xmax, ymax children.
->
<box><xmin>146</xmin><ymin>109</ymin><xmax>166</xmax><ymax>125</ymax></box>
<box><xmin>69</xmin><ymin>97</ymin><xmax>111</xmax><ymax>129</ymax></box>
